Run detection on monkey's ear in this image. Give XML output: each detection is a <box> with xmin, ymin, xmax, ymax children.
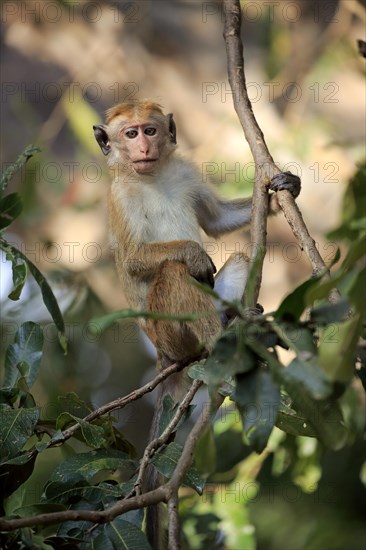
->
<box><xmin>167</xmin><ymin>113</ymin><xmax>177</xmax><ymax>144</ymax></box>
<box><xmin>93</xmin><ymin>124</ymin><xmax>111</xmax><ymax>155</ymax></box>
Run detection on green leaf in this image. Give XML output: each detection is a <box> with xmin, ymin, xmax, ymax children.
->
<box><xmin>0</xmin><ymin>407</ymin><xmax>40</xmax><ymax>460</ymax></box>
<box><xmin>341</xmin><ymin>238</ymin><xmax>366</xmax><ymax>271</ymax></box>
<box><xmin>188</xmin><ymin>362</ymin><xmax>237</xmax><ymax>396</ymax></box>
<box><xmin>90</xmin><ymin>309</ymin><xmax>206</xmax><ymax>334</ymax></box>
<box><xmin>58</xmin><ymin>392</ymin><xmax>92</xmax><ymax>416</ymax></box>
<box><xmin>157</xmin><ymin>394</ymin><xmax>194</xmax><ymax>436</ymax></box>
<box><xmin>158</xmin><ymin>394</ymin><xmax>177</xmax><ymax>435</ymax></box>
<box><xmin>0</xmin><ymin>145</ymin><xmax>41</xmax><ymax>195</ymax></box>
<box><xmin>305</xmin><ymin>260</ymin><xmax>362</xmax><ymax>308</ymax></box>
<box><xmin>188</xmin><ymin>362</ymin><xmax>207</xmax><ymax>381</ymax></box>
<box><xmin>92</xmin><ymin>517</ymin><xmax>151</xmax><ymax>550</ymax></box>
<box><xmin>275</xmin><ymin>276</ymin><xmax>322</xmax><ymax>320</ymax></box>
<box><xmin>276</xmin><ymin>403</ymin><xmax>317</xmax><ymax>437</ymax></box>
<box><xmin>0</xmin><ymin>451</ymin><xmax>37</xmax><ymax>499</ymax></box>
<box><xmin>19</xmin><ymin>386</ymin><xmax>37</xmax><ymax>408</ymax></box>
<box><xmin>152</xmin><ymin>442</ymin><xmax>205</xmax><ymax>494</ymax></box>
<box><xmin>318</xmin><ymin>314</ymin><xmax>364</xmax><ymax>383</ymax></box>
<box><xmin>43</xmin><ymin>449</ymin><xmax>136</xmax><ymax>502</ymax></box>
<box><xmin>0</xmin><ymin>192</ymin><xmax>23</xmax><ymax>230</ymax></box>
<box><xmin>310</xmin><ymin>298</ymin><xmax>350</xmax><ymax>325</ymax></box>
<box><xmin>232</xmin><ymin>368</ymin><xmax>280</xmax><ymax>453</ymax></box>
<box><xmin>57</xmin><ymin>500</ymin><xmax>95</xmax><ymax>539</ymax></box>
<box><xmin>19</xmin><ymin>531</ymin><xmax>55</xmax><ymax>550</ymax></box>
<box><xmin>0</xmin><ymin>387</ymin><xmax>19</xmax><ymax>406</ymax></box>
<box><xmin>8</xmin><ymin>259</ymin><xmax>28</xmax><ymax>301</ymax></box>
<box><xmin>56</xmin><ymin>412</ymin><xmax>107</xmax><ymax>449</ymax></box>
<box><xmin>349</xmin><ymin>216</ymin><xmax>366</xmax><ymax>230</ymax></box>
<box><xmin>214</xmin><ymin>429</ymin><xmax>250</xmax><ymax>473</ymax></box>
<box><xmin>0</xmin><ymin>239</ymin><xmax>66</xmax><ymax>351</ymax></box>
<box><xmin>268</xmin><ymin>322</ymin><xmax>333</xmax><ymax>400</ymax></box>
<box><xmin>276</xmin><ymin>249</ymin><xmax>341</xmax><ymax>319</ymax></box>
<box><xmin>195</xmin><ymin>427</ymin><xmax>216</xmax><ymax>476</ymax></box>
<box><xmin>285</xmin><ymin>356</ymin><xmax>333</xmax><ymax>400</ymax></box>
<box><xmin>82</xmin><ymin>481</ymin><xmax>124</xmax><ymax>504</ymax></box>
<box><xmin>247</xmin><ymin>340</ymin><xmax>347</xmax><ymax>450</ymax></box>
<box><xmin>344</xmin><ymin>265</ymin><xmax>366</xmax><ymax>313</ymax></box>
<box><xmin>204</xmin><ymin>328</ymin><xmax>257</xmax><ymax>388</ymax></box>
<box><xmin>327</xmin><ymin>162</ymin><xmax>366</xmax><ymax>241</ymax></box>
<box><xmin>274</xmin><ymin>322</ymin><xmax>317</xmax><ymax>355</ymax></box>
<box><xmin>119</xmin><ymin>509</ymin><xmax>145</xmax><ymax>530</ymax></box>
<box><xmin>305</xmin><ymin>278</ymin><xmax>340</xmax><ymax>306</ymax></box>
<box><xmin>47</xmin><ymin>481</ymin><xmax>123</xmax><ymax>507</ymax></box>
<box><xmin>4</xmin><ymin>322</ymin><xmax>43</xmax><ymax>389</ymax></box>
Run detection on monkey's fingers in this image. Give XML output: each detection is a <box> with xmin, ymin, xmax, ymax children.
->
<box><xmin>193</xmin><ymin>261</ymin><xmax>216</xmax><ymax>288</ymax></box>
<box><xmin>195</xmin><ymin>271</ymin><xmax>215</xmax><ymax>288</ymax></box>
<box><xmin>207</xmin><ymin>257</ymin><xmax>217</xmax><ymax>288</ymax></box>
<box><xmin>269</xmin><ymin>172</ymin><xmax>301</xmax><ymax>198</ymax></box>
<box><xmin>207</xmin><ymin>268</ymin><xmax>215</xmax><ymax>288</ymax></box>
<box><xmin>209</xmin><ymin>256</ymin><xmax>217</xmax><ymax>274</ymax></box>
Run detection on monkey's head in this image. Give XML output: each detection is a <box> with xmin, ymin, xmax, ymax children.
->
<box><xmin>93</xmin><ymin>100</ymin><xmax>177</xmax><ymax>176</ymax></box>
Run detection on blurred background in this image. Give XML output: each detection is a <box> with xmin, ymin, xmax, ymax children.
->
<box><xmin>1</xmin><ymin>1</ymin><xmax>365</xmax><ymax>548</ymax></box>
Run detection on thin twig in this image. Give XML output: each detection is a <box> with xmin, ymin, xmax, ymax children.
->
<box><xmin>44</xmin><ymin>360</ymin><xmax>188</xmax><ymax>448</ymax></box>
<box><xmin>130</xmin><ymin>379</ymin><xmax>202</xmax><ymax>497</ymax></box>
<box><xmin>168</xmin><ymin>393</ymin><xmax>224</xmax><ymax>494</ymax></box>
<box><xmin>0</xmin><ymin>487</ymin><xmax>168</xmax><ymax>531</ymax></box>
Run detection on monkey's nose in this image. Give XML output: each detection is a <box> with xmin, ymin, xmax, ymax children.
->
<box><xmin>139</xmin><ymin>136</ymin><xmax>150</xmax><ymax>155</ymax></box>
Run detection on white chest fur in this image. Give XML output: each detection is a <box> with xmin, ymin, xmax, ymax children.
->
<box><xmin>113</xmin><ymin>158</ymin><xmax>202</xmax><ymax>244</ymax></box>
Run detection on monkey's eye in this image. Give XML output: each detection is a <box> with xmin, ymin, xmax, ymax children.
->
<box><xmin>125</xmin><ymin>129</ymin><xmax>138</xmax><ymax>139</ymax></box>
<box><xmin>144</xmin><ymin>127</ymin><xmax>157</xmax><ymax>136</ymax></box>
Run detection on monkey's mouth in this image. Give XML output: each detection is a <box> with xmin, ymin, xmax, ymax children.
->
<box><xmin>133</xmin><ymin>159</ymin><xmax>158</xmax><ymax>173</ymax></box>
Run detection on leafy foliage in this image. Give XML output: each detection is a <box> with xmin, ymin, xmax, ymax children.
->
<box><xmin>0</xmin><ymin>146</ymin><xmax>66</xmax><ymax>351</ymax></box>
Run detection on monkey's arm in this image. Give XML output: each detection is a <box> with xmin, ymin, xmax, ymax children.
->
<box><xmin>194</xmin><ymin>185</ymin><xmax>252</xmax><ymax>238</ymax></box>
<box><xmin>195</xmin><ymin>175</ymin><xmax>301</xmax><ymax>238</ymax></box>
<box><xmin>124</xmin><ymin>240</ymin><xmax>216</xmax><ymax>287</ymax></box>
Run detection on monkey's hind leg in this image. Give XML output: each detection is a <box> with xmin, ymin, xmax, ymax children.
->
<box><xmin>146</xmin><ymin>260</ymin><xmax>221</xmax><ymax>365</ymax></box>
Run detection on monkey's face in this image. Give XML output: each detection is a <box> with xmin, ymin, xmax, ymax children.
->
<box><xmin>118</xmin><ymin>121</ymin><xmax>166</xmax><ymax>175</ymax></box>
<box><xmin>93</xmin><ymin>107</ymin><xmax>177</xmax><ymax>177</ymax></box>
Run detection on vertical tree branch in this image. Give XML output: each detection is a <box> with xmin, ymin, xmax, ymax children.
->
<box><xmin>132</xmin><ymin>379</ymin><xmax>203</xmax><ymax>497</ymax></box>
<box><xmin>223</xmin><ymin>0</ymin><xmax>280</xmax><ymax>305</ymax></box>
<box><xmin>223</xmin><ymin>0</ymin><xmax>330</xmax><ymax>300</ymax></box>
<box><xmin>167</xmin><ymin>394</ymin><xmax>224</xmax><ymax>494</ymax></box>
<box><xmin>168</xmin><ymin>493</ymin><xmax>181</xmax><ymax>550</ymax></box>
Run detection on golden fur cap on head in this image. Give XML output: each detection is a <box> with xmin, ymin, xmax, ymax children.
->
<box><xmin>105</xmin><ymin>100</ymin><xmax>165</xmax><ymax>124</ymax></box>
